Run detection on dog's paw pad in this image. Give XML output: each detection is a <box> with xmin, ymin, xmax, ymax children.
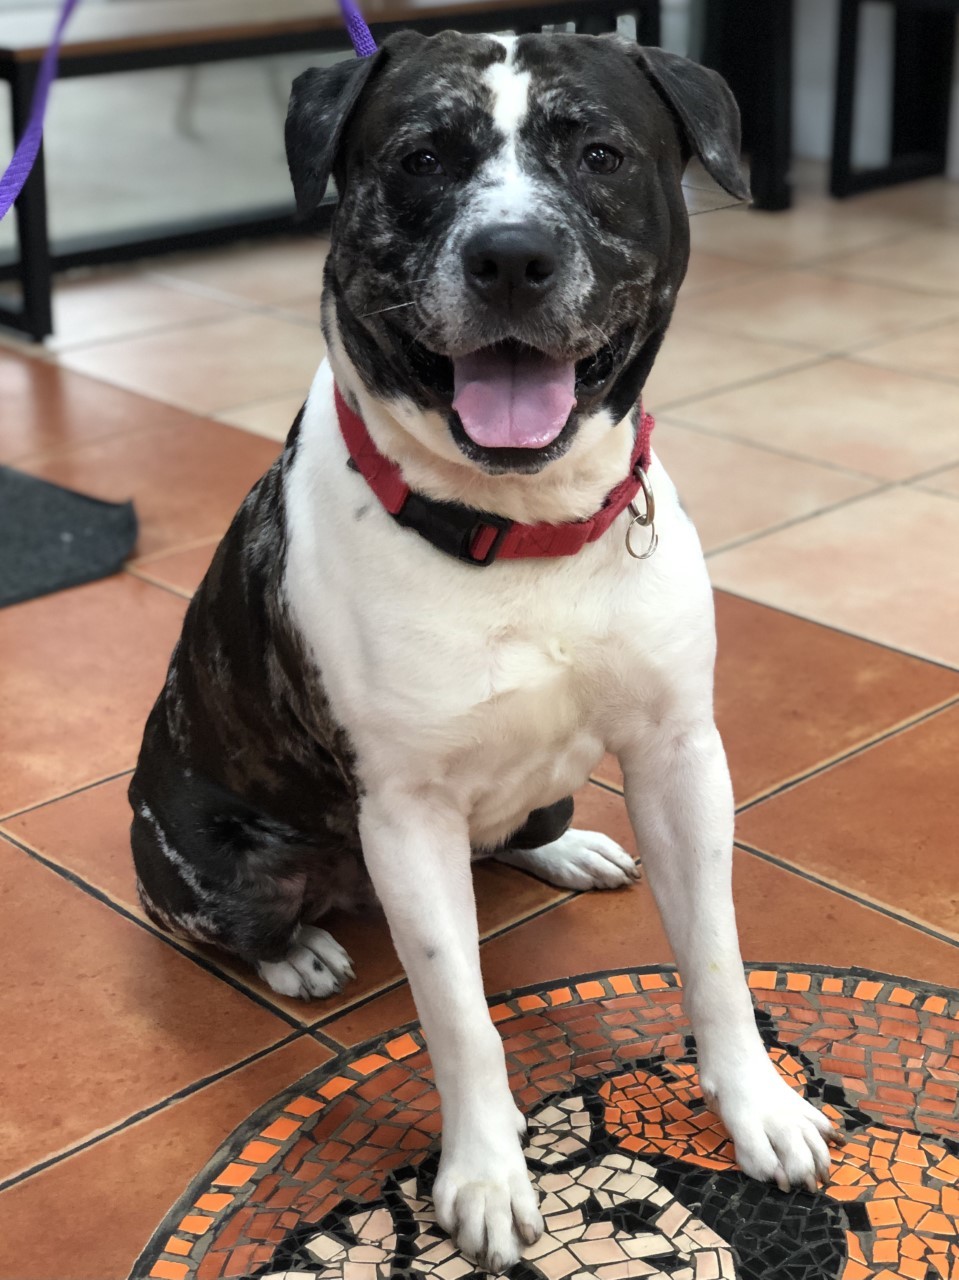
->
<box><xmin>257</xmin><ymin>926</ymin><xmax>356</xmax><ymax>1000</ymax></box>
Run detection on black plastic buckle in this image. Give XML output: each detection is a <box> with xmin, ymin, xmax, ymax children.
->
<box><xmin>392</xmin><ymin>491</ymin><xmax>512</xmax><ymax>566</ymax></box>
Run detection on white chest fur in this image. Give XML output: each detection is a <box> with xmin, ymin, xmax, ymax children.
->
<box><xmin>283</xmin><ymin>364</ymin><xmax>715</xmax><ymax>849</ymax></box>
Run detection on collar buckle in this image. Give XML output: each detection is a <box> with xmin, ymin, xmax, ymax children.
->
<box><xmin>393</xmin><ymin>491</ymin><xmax>512</xmax><ymax>567</ymax></box>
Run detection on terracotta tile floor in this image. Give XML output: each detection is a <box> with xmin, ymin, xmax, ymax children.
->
<box><xmin>2</xmin><ymin>179</ymin><xmax>959</xmax><ymax>1279</ymax></box>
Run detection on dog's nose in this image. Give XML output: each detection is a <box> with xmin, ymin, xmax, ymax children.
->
<box><xmin>463</xmin><ymin>224</ymin><xmax>559</xmax><ymax>312</ymax></box>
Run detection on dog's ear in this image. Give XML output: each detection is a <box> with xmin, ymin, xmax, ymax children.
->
<box><xmin>287</xmin><ymin>31</ymin><xmax>427</xmax><ymax>216</ymax></box>
<box><xmin>634</xmin><ymin>45</ymin><xmax>750</xmax><ymax>202</ymax></box>
<box><xmin>286</xmin><ymin>55</ymin><xmax>382</xmax><ymax>217</ymax></box>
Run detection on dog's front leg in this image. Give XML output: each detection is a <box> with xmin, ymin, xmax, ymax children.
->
<box><xmin>620</xmin><ymin>720</ymin><xmax>838</xmax><ymax>1191</ymax></box>
<box><xmin>359</xmin><ymin>791</ymin><xmax>543</xmax><ymax>1269</ymax></box>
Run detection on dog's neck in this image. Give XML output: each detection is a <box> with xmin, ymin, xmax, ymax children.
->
<box><xmin>327</xmin><ymin>328</ymin><xmax>638</xmax><ymax>528</ymax></box>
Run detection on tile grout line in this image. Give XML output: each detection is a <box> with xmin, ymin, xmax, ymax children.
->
<box><xmin>654</xmin><ymin>352</ymin><xmax>833</xmax><ymax>417</ymax></box>
<box><xmin>0</xmin><ymin>1028</ymin><xmax>308</xmax><ymax>1197</ymax></box>
<box><xmin>32</xmin><ymin>339</ymin><xmax>311</xmax><ymax>424</ymax></box>
<box><xmin>49</xmin><ymin>283</ymin><xmax>322</xmax><ymax>357</ymax></box>
<box><xmin>130</xmin><ymin>534</ymin><xmax>222</xmax><ymax>567</ymax></box>
<box><xmin>790</xmin><ymin>240</ymin><xmax>959</xmax><ymax>293</ymax></box>
<box><xmin>309</xmin><ymin>974</ymin><xmax>409</xmax><ymax>1032</ymax></box>
<box><xmin>913</xmin><ymin>482</ymin><xmax>959</xmax><ymax>505</ymax></box>
<box><xmin>819</xmin><ymin>267</ymin><xmax>959</xmax><ymax>302</ymax></box>
<box><xmin>1</xmin><ymin>813</ymin><xmax>584</xmax><ymax>1050</ymax></box>
<box><xmin>713</xmin><ymin>587</ymin><xmax>959</xmax><ymax>675</ymax></box>
<box><xmin>125</xmin><ymin>565</ymin><xmax>193</xmax><ymax>600</ymax></box>
<box><xmin>11</xmin><ymin>396</ymin><xmax>278</xmax><ymax>477</ymax></box>
<box><xmin>703</xmin><ymin>482</ymin><xmax>899</xmax><ymax>561</ymax></box>
<box><xmin>735</xmin><ymin>839</ymin><xmax>959</xmax><ymax>951</ymax></box>
<box><xmin>662</xmin><ymin>407</ymin><xmax>889</xmax><ymax>483</ymax></box>
<box><xmin>311</xmin><ymin>1025</ymin><xmax>346</xmax><ymax>1054</ymax></box>
<box><xmin>589</xmin><ymin>694</ymin><xmax>959</xmax><ymax>811</ymax></box>
<box><xmin>673</xmin><ymin>300</ymin><xmax>959</xmax><ymax>384</ymax></box>
<box><xmin>0</xmin><ymin>767</ymin><xmax>134</xmax><ymax>824</ymax></box>
<box><xmin>736</xmin><ymin>693</ymin><xmax>959</xmax><ymax>815</ymax></box>
<box><xmin>589</xmin><ymin>777</ymin><xmax>625</xmax><ymax>798</ymax></box>
<box><xmin>0</xmin><ymin>828</ymin><xmax>305</xmax><ymax>1030</ymax></box>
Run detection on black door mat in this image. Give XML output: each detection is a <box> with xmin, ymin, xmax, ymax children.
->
<box><xmin>0</xmin><ymin>466</ymin><xmax>137</xmax><ymax>608</ymax></box>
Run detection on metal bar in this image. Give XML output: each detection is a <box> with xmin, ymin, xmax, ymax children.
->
<box><xmin>700</xmin><ymin>0</ymin><xmax>794</xmax><ymax>211</ymax></box>
<box><xmin>829</xmin><ymin>0</ymin><xmax>861</xmax><ymax>198</ymax></box>
<box><xmin>747</xmin><ymin>0</ymin><xmax>793</xmax><ymax>211</ymax></box>
<box><xmin>637</xmin><ymin>3</ymin><xmax>661</xmax><ymax>45</ymax></box>
<box><xmin>831</xmin><ymin>0</ymin><xmax>957</xmax><ymax>200</ymax></box>
<box><xmin>891</xmin><ymin>3</ymin><xmax>954</xmax><ymax>166</ymax></box>
<box><xmin>9</xmin><ymin>62</ymin><xmax>53</xmax><ymax>339</ymax></box>
<box><xmin>0</xmin><ymin>206</ymin><xmax>312</xmax><ymax>282</ymax></box>
<box><xmin>0</xmin><ymin>298</ymin><xmax>36</xmax><ymax>335</ymax></box>
<box><xmin>831</xmin><ymin>149</ymin><xmax>949</xmax><ymax>196</ymax></box>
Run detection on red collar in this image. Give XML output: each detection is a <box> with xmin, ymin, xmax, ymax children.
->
<box><xmin>334</xmin><ymin>385</ymin><xmax>654</xmax><ymax>567</ymax></box>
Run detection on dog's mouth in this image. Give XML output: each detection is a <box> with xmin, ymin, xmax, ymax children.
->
<box><xmin>407</xmin><ymin>328</ymin><xmax>635</xmax><ymax>451</ymax></box>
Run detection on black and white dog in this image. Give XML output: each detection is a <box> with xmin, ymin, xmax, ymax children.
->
<box><xmin>130</xmin><ymin>30</ymin><xmax>836</xmax><ymax>1271</ymax></box>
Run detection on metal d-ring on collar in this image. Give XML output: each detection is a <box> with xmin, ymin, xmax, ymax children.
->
<box><xmin>625</xmin><ymin>465</ymin><xmax>658</xmax><ymax>560</ymax></box>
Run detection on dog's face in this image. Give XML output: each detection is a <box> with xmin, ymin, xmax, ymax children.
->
<box><xmin>287</xmin><ymin>32</ymin><xmax>748</xmax><ymax>474</ymax></box>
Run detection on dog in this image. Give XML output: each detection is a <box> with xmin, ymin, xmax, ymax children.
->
<box><xmin>129</xmin><ymin>29</ymin><xmax>838</xmax><ymax>1272</ymax></box>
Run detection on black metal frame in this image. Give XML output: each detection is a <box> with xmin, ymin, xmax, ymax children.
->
<box><xmin>701</xmin><ymin>0</ymin><xmax>794</xmax><ymax>212</ymax></box>
<box><xmin>0</xmin><ymin>1</ymin><xmax>660</xmax><ymax>341</ymax></box>
<box><xmin>830</xmin><ymin>0</ymin><xmax>957</xmax><ymax>197</ymax></box>
<box><xmin>703</xmin><ymin>0</ymin><xmax>958</xmax><ymax>213</ymax></box>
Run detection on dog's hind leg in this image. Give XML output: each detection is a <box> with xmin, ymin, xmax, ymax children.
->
<box><xmin>130</xmin><ymin>793</ymin><xmax>356</xmax><ymax>1000</ymax></box>
<box><xmin>494</xmin><ymin>797</ymin><xmax>640</xmax><ymax>891</ymax></box>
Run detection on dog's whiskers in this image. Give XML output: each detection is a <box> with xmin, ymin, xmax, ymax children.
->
<box><xmin>688</xmin><ymin>198</ymin><xmax>749</xmax><ymax>216</ymax></box>
<box><xmin>587</xmin><ymin>322</ymin><xmax>611</xmax><ymax>351</ymax></box>
<box><xmin>360</xmin><ymin>301</ymin><xmax>418</xmax><ymax>319</ymax></box>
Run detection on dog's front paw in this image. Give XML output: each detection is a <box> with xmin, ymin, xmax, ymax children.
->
<box><xmin>433</xmin><ymin>1137</ymin><xmax>542</xmax><ymax>1272</ymax></box>
<box><xmin>257</xmin><ymin>925</ymin><xmax>356</xmax><ymax>1000</ymax></box>
<box><xmin>502</xmin><ymin>828</ymin><xmax>640</xmax><ymax>891</ymax></box>
<box><xmin>704</xmin><ymin>1058</ymin><xmax>840</xmax><ymax>1193</ymax></box>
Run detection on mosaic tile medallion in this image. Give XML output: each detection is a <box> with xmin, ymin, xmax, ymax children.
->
<box><xmin>134</xmin><ymin>965</ymin><xmax>959</xmax><ymax>1280</ymax></box>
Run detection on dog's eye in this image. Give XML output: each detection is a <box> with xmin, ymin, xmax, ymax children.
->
<box><xmin>402</xmin><ymin>149</ymin><xmax>444</xmax><ymax>177</ymax></box>
<box><xmin>581</xmin><ymin>144</ymin><xmax>623</xmax><ymax>175</ymax></box>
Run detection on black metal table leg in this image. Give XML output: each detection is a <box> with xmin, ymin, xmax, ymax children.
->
<box><xmin>830</xmin><ymin>0</ymin><xmax>861</xmax><ymax>197</ymax></box>
<box><xmin>9</xmin><ymin>63</ymin><xmax>53</xmax><ymax>341</ymax></box>
<box><xmin>703</xmin><ymin>0</ymin><xmax>794</xmax><ymax>211</ymax></box>
<box><xmin>636</xmin><ymin>2</ymin><xmax>661</xmax><ymax>45</ymax></box>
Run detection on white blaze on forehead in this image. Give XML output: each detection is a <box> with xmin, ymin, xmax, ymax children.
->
<box><xmin>475</xmin><ymin>35</ymin><xmax>538</xmax><ymax>222</ymax></box>
<box><xmin>485</xmin><ymin>35</ymin><xmax>531</xmax><ymax>135</ymax></box>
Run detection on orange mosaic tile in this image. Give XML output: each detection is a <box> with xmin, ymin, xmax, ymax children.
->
<box><xmin>131</xmin><ymin>966</ymin><xmax>959</xmax><ymax>1280</ymax></box>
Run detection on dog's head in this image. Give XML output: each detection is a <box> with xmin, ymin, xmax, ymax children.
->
<box><xmin>287</xmin><ymin>32</ymin><xmax>747</xmax><ymax>475</ymax></box>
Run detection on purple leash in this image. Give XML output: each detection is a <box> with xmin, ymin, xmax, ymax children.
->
<box><xmin>0</xmin><ymin>0</ymin><xmax>80</xmax><ymax>222</ymax></box>
<box><xmin>339</xmin><ymin>0</ymin><xmax>378</xmax><ymax>57</ymax></box>
<box><xmin>0</xmin><ymin>0</ymin><xmax>375</xmax><ymax>224</ymax></box>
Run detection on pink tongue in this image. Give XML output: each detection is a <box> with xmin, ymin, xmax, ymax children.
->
<box><xmin>453</xmin><ymin>348</ymin><xmax>576</xmax><ymax>449</ymax></box>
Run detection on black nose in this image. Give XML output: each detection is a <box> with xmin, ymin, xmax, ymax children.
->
<box><xmin>463</xmin><ymin>223</ymin><xmax>559</xmax><ymax>312</ymax></box>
